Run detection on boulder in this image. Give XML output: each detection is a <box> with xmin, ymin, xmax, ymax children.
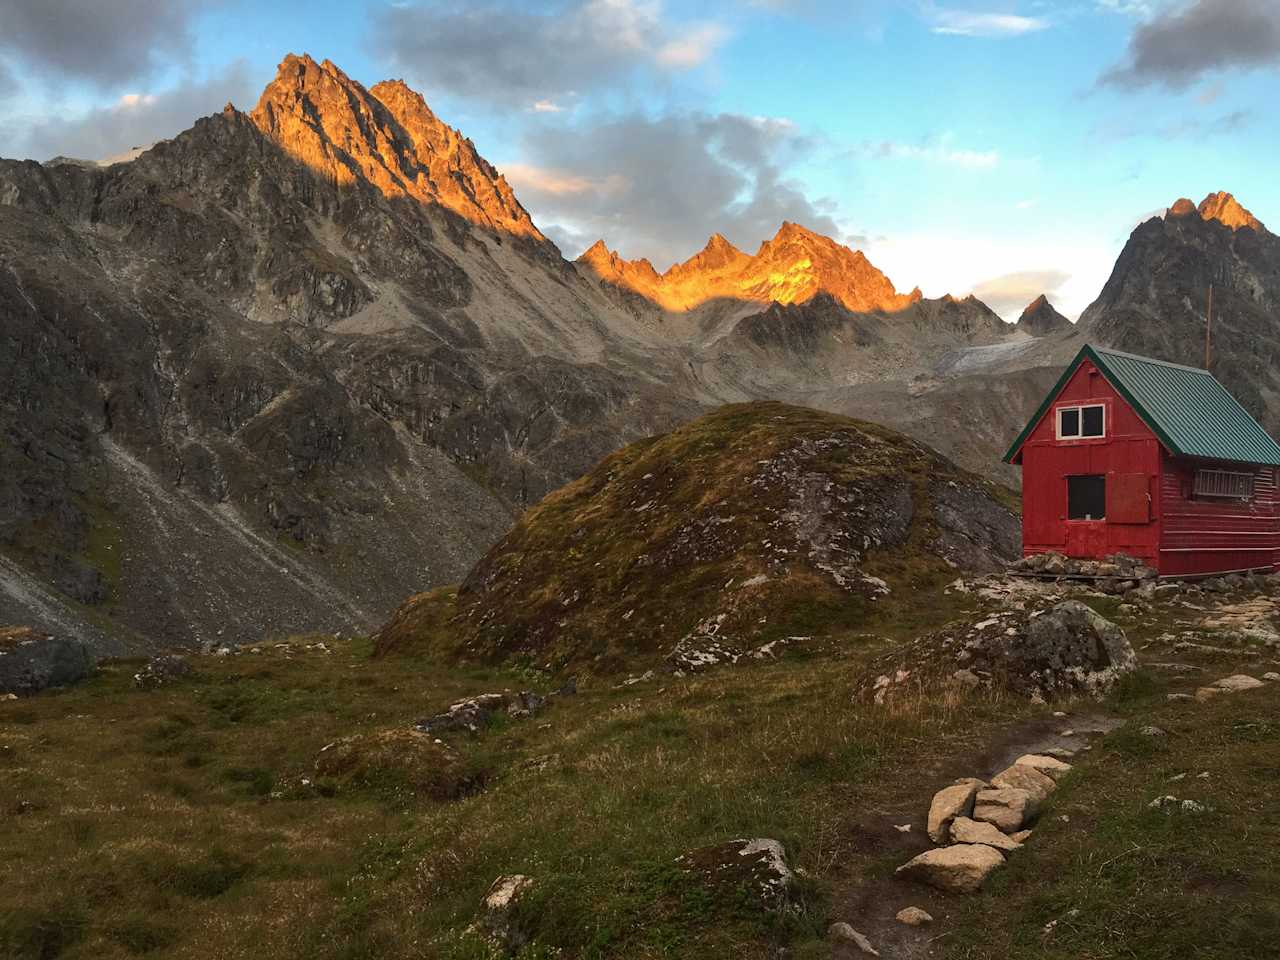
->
<box><xmin>935</xmin><ymin>601</ymin><xmax>1136</xmax><ymax>698</ymax></box>
<box><xmin>415</xmin><ymin>686</ymin><xmax>570</xmax><ymax>734</ymax></box>
<box><xmin>0</xmin><ymin>628</ymin><xmax>93</xmax><ymax>696</ymax></box>
<box><xmin>990</xmin><ymin>763</ymin><xmax>1056</xmax><ymax>804</ymax></box>
<box><xmin>1014</xmin><ymin>754</ymin><xmax>1073</xmax><ymax>782</ymax></box>
<box><xmin>949</xmin><ymin>816</ymin><xmax>1023</xmax><ymax>852</ymax></box>
<box><xmin>676</xmin><ymin>838</ymin><xmax>793</xmax><ymax>909</ymax></box>
<box><xmin>927</xmin><ymin>778</ymin><xmax>985</xmax><ymax>843</ymax></box>
<box><xmin>1213</xmin><ymin>674</ymin><xmax>1264</xmax><ymax>693</ymax></box>
<box><xmin>895</xmin><ymin>906</ymin><xmax>934</xmax><ymax>926</ymax></box>
<box><xmin>895</xmin><ymin>843</ymin><xmax>1005</xmax><ymax>893</ymax></box>
<box><xmin>477</xmin><ymin>875</ymin><xmax>535</xmax><ymax>951</ymax></box>
<box><xmin>972</xmin><ymin>787</ymin><xmax>1038</xmax><ymax>832</ymax></box>
<box><xmin>1196</xmin><ymin>674</ymin><xmax>1265</xmax><ymax>701</ymax></box>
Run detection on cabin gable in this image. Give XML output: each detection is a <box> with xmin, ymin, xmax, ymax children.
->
<box><xmin>1006</xmin><ymin>344</ymin><xmax>1280</xmax><ymax>575</ymax></box>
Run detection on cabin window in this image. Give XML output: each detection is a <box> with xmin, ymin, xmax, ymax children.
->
<box><xmin>1067</xmin><ymin>475</ymin><xmax>1106</xmax><ymax>520</ymax></box>
<box><xmin>1193</xmin><ymin>469</ymin><xmax>1254</xmax><ymax>500</ymax></box>
<box><xmin>1057</xmin><ymin>404</ymin><xmax>1105</xmax><ymax>439</ymax></box>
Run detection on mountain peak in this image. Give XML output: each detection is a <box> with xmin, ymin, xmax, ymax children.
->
<box><xmin>248</xmin><ymin>54</ymin><xmax>547</xmax><ymax>245</ymax></box>
<box><xmin>1017</xmin><ymin>294</ymin><xmax>1070</xmax><ymax>336</ymax></box>
<box><xmin>1197</xmin><ymin>191</ymin><xmax>1264</xmax><ymax>232</ymax></box>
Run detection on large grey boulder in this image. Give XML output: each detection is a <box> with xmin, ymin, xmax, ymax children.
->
<box><xmin>0</xmin><ymin>628</ymin><xmax>93</xmax><ymax>695</ymax></box>
<box><xmin>877</xmin><ymin>600</ymin><xmax>1137</xmax><ymax>700</ymax></box>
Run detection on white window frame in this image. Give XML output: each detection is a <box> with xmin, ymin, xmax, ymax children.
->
<box><xmin>1057</xmin><ymin>403</ymin><xmax>1106</xmax><ymax>440</ymax></box>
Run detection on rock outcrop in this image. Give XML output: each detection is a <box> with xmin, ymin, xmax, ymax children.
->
<box><xmin>871</xmin><ymin>600</ymin><xmax>1137</xmax><ymax>700</ymax></box>
<box><xmin>0</xmin><ymin>627</ymin><xmax>93</xmax><ymax>695</ymax></box>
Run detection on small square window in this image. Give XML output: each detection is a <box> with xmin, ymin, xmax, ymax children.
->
<box><xmin>1057</xmin><ymin>404</ymin><xmax>1105</xmax><ymax>440</ymax></box>
<box><xmin>1059</xmin><ymin>408</ymin><xmax>1080</xmax><ymax>437</ymax></box>
<box><xmin>1068</xmin><ymin>475</ymin><xmax>1106</xmax><ymax>520</ymax></box>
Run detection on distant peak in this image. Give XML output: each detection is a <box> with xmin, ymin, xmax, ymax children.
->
<box><xmin>579</xmin><ymin>239</ymin><xmax>614</xmax><ymax>262</ymax></box>
<box><xmin>1017</xmin><ymin>293</ymin><xmax>1070</xmax><ymax>336</ymax></box>
<box><xmin>1197</xmin><ymin>191</ymin><xmax>1264</xmax><ymax>232</ymax></box>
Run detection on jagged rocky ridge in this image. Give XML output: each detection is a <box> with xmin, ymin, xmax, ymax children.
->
<box><xmin>1</xmin><ymin>50</ymin><xmax>1278</xmax><ymax>654</ymax></box>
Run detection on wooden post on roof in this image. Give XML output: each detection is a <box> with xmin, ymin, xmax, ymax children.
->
<box><xmin>1205</xmin><ymin>282</ymin><xmax>1213</xmax><ymax>370</ymax></box>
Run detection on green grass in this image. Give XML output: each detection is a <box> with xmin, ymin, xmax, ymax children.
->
<box><xmin>3</xmin><ymin>581</ymin><xmax>1277</xmax><ymax>959</ymax></box>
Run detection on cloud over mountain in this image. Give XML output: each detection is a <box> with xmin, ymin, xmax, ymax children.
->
<box><xmin>11</xmin><ymin>60</ymin><xmax>254</xmax><ymax>162</ymax></box>
<box><xmin>506</xmin><ymin>110</ymin><xmax>841</xmax><ymax>268</ymax></box>
<box><xmin>970</xmin><ymin>269</ymin><xmax>1071</xmax><ymax>318</ymax></box>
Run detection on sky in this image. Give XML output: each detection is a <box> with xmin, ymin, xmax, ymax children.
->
<box><xmin>0</xmin><ymin>0</ymin><xmax>1277</xmax><ymax>320</ymax></box>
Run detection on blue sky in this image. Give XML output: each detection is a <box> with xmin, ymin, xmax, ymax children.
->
<box><xmin>1</xmin><ymin>0</ymin><xmax>1277</xmax><ymax>318</ymax></box>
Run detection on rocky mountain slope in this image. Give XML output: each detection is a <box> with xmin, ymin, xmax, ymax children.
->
<box><xmin>1078</xmin><ymin>191</ymin><xmax>1280</xmax><ymax>436</ymax></box>
<box><xmin>377</xmin><ymin>403</ymin><xmax>1019</xmax><ymax>671</ymax></box>
<box><xmin>0</xmin><ymin>55</ymin><xmax>704</xmax><ymax>651</ymax></box>
<box><xmin>0</xmin><ymin>55</ymin><xmax>1035</xmax><ymax>654</ymax></box>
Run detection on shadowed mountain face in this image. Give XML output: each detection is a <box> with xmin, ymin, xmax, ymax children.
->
<box><xmin>1079</xmin><ymin>192</ymin><xmax>1280</xmax><ymax>436</ymax></box>
<box><xmin>1</xmin><ymin>53</ymin><xmax>1275</xmax><ymax>654</ymax></box>
<box><xmin>1016</xmin><ymin>295</ymin><xmax>1072</xmax><ymax>337</ymax></box>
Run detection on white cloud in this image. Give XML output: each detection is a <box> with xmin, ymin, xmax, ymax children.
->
<box><xmin>503</xmin><ymin>163</ymin><xmax>628</xmax><ymax>197</ymax></box>
<box><xmin>860</xmin><ymin>137</ymin><xmax>1000</xmax><ymax>169</ymax></box>
<box><xmin>1016</xmin><ymin>198</ymin><xmax>1038</xmax><ymax>210</ymax></box>
<box><xmin>926</xmin><ymin>8</ymin><xmax>1050</xmax><ymax>37</ymax></box>
<box><xmin>654</xmin><ymin>23</ymin><xmax>730</xmax><ymax>68</ymax></box>
<box><xmin>970</xmin><ymin>269</ymin><xmax>1072</xmax><ymax>316</ymax></box>
<box><xmin>531</xmin><ymin>99</ymin><xmax>566</xmax><ymax>113</ymax></box>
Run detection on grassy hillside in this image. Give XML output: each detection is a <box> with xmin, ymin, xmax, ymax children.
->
<box><xmin>377</xmin><ymin>402</ymin><xmax>1018</xmax><ymax>671</ymax></box>
<box><xmin>4</xmin><ymin>578</ymin><xmax>1278</xmax><ymax>960</ymax></box>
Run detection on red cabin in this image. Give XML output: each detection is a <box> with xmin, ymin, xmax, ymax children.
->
<box><xmin>1004</xmin><ymin>345</ymin><xmax>1280</xmax><ymax>576</ymax></box>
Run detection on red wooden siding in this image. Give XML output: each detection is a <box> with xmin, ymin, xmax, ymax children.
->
<box><xmin>1158</xmin><ymin>454</ymin><xmax>1280</xmax><ymax>575</ymax></box>
<box><xmin>1018</xmin><ymin>359</ymin><xmax>1162</xmax><ymax>565</ymax></box>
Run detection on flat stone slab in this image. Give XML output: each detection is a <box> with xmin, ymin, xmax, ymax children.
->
<box><xmin>950</xmin><ymin>816</ymin><xmax>1023</xmax><ymax>852</ymax></box>
<box><xmin>1014</xmin><ymin>754</ymin><xmax>1073</xmax><ymax>781</ymax></box>
<box><xmin>896</xmin><ymin>843</ymin><xmax>1005</xmax><ymax>893</ymax></box>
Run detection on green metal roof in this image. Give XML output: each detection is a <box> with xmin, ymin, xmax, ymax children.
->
<box><xmin>1003</xmin><ymin>344</ymin><xmax>1280</xmax><ymax>467</ymax></box>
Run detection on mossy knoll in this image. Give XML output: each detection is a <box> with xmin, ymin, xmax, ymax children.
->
<box><xmin>377</xmin><ymin>402</ymin><xmax>1019</xmax><ymax>670</ymax></box>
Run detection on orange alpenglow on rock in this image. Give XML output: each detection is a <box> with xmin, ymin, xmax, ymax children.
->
<box><xmin>248</xmin><ymin>53</ymin><xmax>548</xmax><ymax>244</ymax></box>
<box><xmin>577</xmin><ymin>221</ymin><xmax>921</xmax><ymax>314</ymax></box>
<box><xmin>1168</xmin><ymin>191</ymin><xmax>1265</xmax><ymax>232</ymax></box>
